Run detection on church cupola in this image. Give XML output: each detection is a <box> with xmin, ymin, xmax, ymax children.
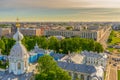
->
<box><xmin>8</xmin><ymin>18</ymin><xmax>29</xmax><ymax>75</ymax></box>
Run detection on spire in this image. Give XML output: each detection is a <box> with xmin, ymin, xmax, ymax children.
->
<box><xmin>16</xmin><ymin>18</ymin><xmax>20</xmax><ymax>28</ymax></box>
<box><xmin>13</xmin><ymin>18</ymin><xmax>23</xmax><ymax>42</ymax></box>
<box><xmin>35</xmin><ymin>42</ymin><xmax>38</xmax><ymax>47</ymax></box>
<box><xmin>34</xmin><ymin>42</ymin><xmax>39</xmax><ymax>49</ymax></box>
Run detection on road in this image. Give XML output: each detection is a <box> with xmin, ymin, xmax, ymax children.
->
<box><xmin>98</xmin><ymin>29</ymin><xmax>111</xmax><ymax>49</ymax></box>
<box><xmin>105</xmin><ymin>64</ymin><xmax>117</xmax><ymax>80</ymax></box>
<box><xmin>105</xmin><ymin>54</ymin><xmax>118</xmax><ymax>80</ymax></box>
<box><xmin>109</xmin><ymin>65</ymin><xmax>117</xmax><ymax>80</ymax></box>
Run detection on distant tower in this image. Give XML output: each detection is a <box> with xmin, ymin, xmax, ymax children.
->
<box><xmin>34</xmin><ymin>42</ymin><xmax>40</xmax><ymax>53</ymax></box>
<box><xmin>8</xmin><ymin>18</ymin><xmax>29</xmax><ymax>75</ymax></box>
<box><xmin>34</xmin><ymin>42</ymin><xmax>39</xmax><ymax>50</ymax></box>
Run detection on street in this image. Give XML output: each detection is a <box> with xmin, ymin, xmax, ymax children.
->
<box><xmin>109</xmin><ymin>65</ymin><xmax>117</xmax><ymax>80</ymax></box>
<box><xmin>105</xmin><ymin>54</ymin><xmax>119</xmax><ymax>80</ymax></box>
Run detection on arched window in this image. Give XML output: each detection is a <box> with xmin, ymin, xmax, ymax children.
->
<box><xmin>74</xmin><ymin>73</ymin><xmax>78</xmax><ymax>79</ymax></box>
<box><xmin>81</xmin><ymin>74</ymin><xmax>84</xmax><ymax>80</ymax></box>
<box><xmin>18</xmin><ymin>62</ymin><xmax>21</xmax><ymax>70</ymax></box>
<box><xmin>68</xmin><ymin>72</ymin><xmax>71</xmax><ymax>76</ymax></box>
<box><xmin>87</xmin><ymin>75</ymin><xmax>90</xmax><ymax>80</ymax></box>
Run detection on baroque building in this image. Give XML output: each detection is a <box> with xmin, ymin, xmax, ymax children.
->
<box><xmin>44</xmin><ymin>26</ymin><xmax>111</xmax><ymax>42</ymax></box>
<box><xmin>29</xmin><ymin>44</ymin><xmax>107</xmax><ymax>80</ymax></box>
<box><xmin>0</xmin><ymin>20</ymin><xmax>33</xmax><ymax>80</ymax></box>
<box><xmin>8</xmin><ymin>27</ymin><xmax>29</xmax><ymax>75</ymax></box>
<box><xmin>57</xmin><ymin>51</ymin><xmax>107</xmax><ymax>80</ymax></box>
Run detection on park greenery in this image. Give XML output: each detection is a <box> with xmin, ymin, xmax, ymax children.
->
<box><xmin>118</xmin><ymin>70</ymin><xmax>120</xmax><ymax>80</ymax></box>
<box><xmin>107</xmin><ymin>30</ymin><xmax>120</xmax><ymax>53</ymax></box>
<box><xmin>22</xmin><ymin>36</ymin><xmax>103</xmax><ymax>53</ymax></box>
<box><xmin>108</xmin><ymin>30</ymin><xmax>120</xmax><ymax>45</ymax></box>
<box><xmin>0</xmin><ymin>36</ymin><xmax>103</xmax><ymax>55</ymax></box>
<box><xmin>35</xmin><ymin>55</ymin><xmax>71</xmax><ymax>80</ymax></box>
<box><xmin>0</xmin><ymin>37</ymin><xmax>15</xmax><ymax>55</ymax></box>
<box><xmin>0</xmin><ymin>24</ymin><xmax>11</xmax><ymax>28</ymax></box>
<box><xmin>0</xmin><ymin>60</ymin><xmax>8</xmax><ymax>69</ymax></box>
<box><xmin>66</xmin><ymin>26</ymin><xmax>73</xmax><ymax>30</ymax></box>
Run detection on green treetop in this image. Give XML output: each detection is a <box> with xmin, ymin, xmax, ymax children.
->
<box><xmin>35</xmin><ymin>55</ymin><xmax>71</xmax><ymax>80</ymax></box>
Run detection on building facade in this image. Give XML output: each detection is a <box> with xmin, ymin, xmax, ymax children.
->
<box><xmin>9</xmin><ymin>28</ymin><xmax>29</xmax><ymax>75</ymax></box>
<box><xmin>44</xmin><ymin>26</ymin><xmax>111</xmax><ymax>42</ymax></box>
<box><xmin>58</xmin><ymin>62</ymin><xmax>104</xmax><ymax>80</ymax></box>
<box><xmin>29</xmin><ymin>44</ymin><xmax>107</xmax><ymax>80</ymax></box>
<box><xmin>57</xmin><ymin>51</ymin><xmax>107</xmax><ymax>80</ymax></box>
<box><xmin>0</xmin><ymin>22</ymin><xmax>34</xmax><ymax>80</ymax></box>
<box><xmin>20</xmin><ymin>28</ymin><xmax>42</xmax><ymax>36</ymax></box>
<box><xmin>0</xmin><ymin>27</ymin><xmax>11</xmax><ymax>37</ymax></box>
<box><xmin>81</xmin><ymin>51</ymin><xmax>107</xmax><ymax>68</ymax></box>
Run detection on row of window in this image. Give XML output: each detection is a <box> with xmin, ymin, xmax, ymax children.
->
<box><xmin>86</xmin><ymin>58</ymin><xmax>104</xmax><ymax>66</ymax></box>
<box><xmin>46</xmin><ymin>31</ymin><xmax>97</xmax><ymax>39</ymax></box>
<box><xmin>69</xmin><ymin>72</ymin><xmax>90</xmax><ymax>80</ymax></box>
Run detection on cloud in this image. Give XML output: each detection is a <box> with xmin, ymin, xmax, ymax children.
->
<box><xmin>0</xmin><ymin>0</ymin><xmax>91</xmax><ymax>9</ymax></box>
<box><xmin>1</xmin><ymin>0</ymin><xmax>120</xmax><ymax>22</ymax></box>
<box><xmin>1</xmin><ymin>0</ymin><xmax>120</xmax><ymax>9</ymax></box>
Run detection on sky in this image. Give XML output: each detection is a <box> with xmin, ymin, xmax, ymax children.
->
<box><xmin>1</xmin><ymin>0</ymin><xmax>120</xmax><ymax>22</ymax></box>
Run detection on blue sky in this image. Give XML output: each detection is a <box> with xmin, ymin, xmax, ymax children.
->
<box><xmin>1</xmin><ymin>0</ymin><xmax>120</xmax><ymax>21</ymax></box>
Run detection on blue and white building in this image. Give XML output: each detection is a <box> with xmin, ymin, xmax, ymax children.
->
<box><xmin>0</xmin><ymin>22</ymin><xmax>34</xmax><ymax>80</ymax></box>
<box><xmin>0</xmin><ymin>23</ymin><xmax>107</xmax><ymax>80</ymax></box>
<box><xmin>57</xmin><ymin>51</ymin><xmax>107</xmax><ymax>80</ymax></box>
<box><xmin>29</xmin><ymin>47</ymin><xmax>107</xmax><ymax>80</ymax></box>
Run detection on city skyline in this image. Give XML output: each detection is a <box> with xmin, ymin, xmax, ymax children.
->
<box><xmin>1</xmin><ymin>0</ymin><xmax>120</xmax><ymax>22</ymax></box>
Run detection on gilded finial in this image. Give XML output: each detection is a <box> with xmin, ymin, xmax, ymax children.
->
<box><xmin>16</xmin><ymin>18</ymin><xmax>20</xmax><ymax>28</ymax></box>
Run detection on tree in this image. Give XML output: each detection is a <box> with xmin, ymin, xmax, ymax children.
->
<box><xmin>0</xmin><ymin>36</ymin><xmax>104</xmax><ymax>55</ymax></box>
<box><xmin>108</xmin><ymin>30</ymin><xmax>114</xmax><ymax>43</ymax></box>
<box><xmin>0</xmin><ymin>40</ymin><xmax>5</xmax><ymax>53</ymax></box>
<box><xmin>48</xmin><ymin>36</ymin><xmax>60</xmax><ymax>51</ymax></box>
<box><xmin>1</xmin><ymin>37</ymin><xmax>15</xmax><ymax>55</ymax></box>
<box><xmin>35</xmin><ymin>36</ymin><xmax>48</xmax><ymax>49</ymax></box>
<box><xmin>94</xmin><ymin>42</ymin><xmax>103</xmax><ymax>53</ymax></box>
<box><xmin>35</xmin><ymin>55</ymin><xmax>71</xmax><ymax>80</ymax></box>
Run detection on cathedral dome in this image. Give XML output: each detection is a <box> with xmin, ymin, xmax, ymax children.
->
<box><xmin>10</xmin><ymin>42</ymin><xmax>28</xmax><ymax>59</ymax></box>
<box><xmin>13</xmin><ymin>28</ymin><xmax>23</xmax><ymax>41</ymax></box>
<box><xmin>9</xmin><ymin>28</ymin><xmax>28</xmax><ymax>59</ymax></box>
<box><xmin>9</xmin><ymin>19</ymin><xmax>29</xmax><ymax>75</ymax></box>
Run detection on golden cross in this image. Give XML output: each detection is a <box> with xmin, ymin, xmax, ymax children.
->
<box><xmin>16</xmin><ymin>18</ymin><xmax>20</xmax><ymax>28</ymax></box>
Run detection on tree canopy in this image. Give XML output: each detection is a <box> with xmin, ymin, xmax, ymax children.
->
<box><xmin>35</xmin><ymin>55</ymin><xmax>71</xmax><ymax>80</ymax></box>
<box><xmin>0</xmin><ymin>36</ymin><xmax>103</xmax><ymax>55</ymax></box>
<box><xmin>22</xmin><ymin>36</ymin><xmax>103</xmax><ymax>54</ymax></box>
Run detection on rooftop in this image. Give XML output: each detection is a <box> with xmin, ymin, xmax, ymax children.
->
<box><xmin>81</xmin><ymin>51</ymin><xmax>103</xmax><ymax>58</ymax></box>
<box><xmin>58</xmin><ymin>61</ymin><xmax>96</xmax><ymax>74</ymax></box>
<box><xmin>0</xmin><ymin>71</ymin><xmax>33</xmax><ymax>80</ymax></box>
<box><xmin>60</xmin><ymin>54</ymin><xmax>84</xmax><ymax>64</ymax></box>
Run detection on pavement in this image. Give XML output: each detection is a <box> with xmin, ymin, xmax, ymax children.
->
<box><xmin>0</xmin><ymin>71</ymin><xmax>33</xmax><ymax>80</ymax></box>
<box><xmin>109</xmin><ymin>65</ymin><xmax>117</xmax><ymax>80</ymax></box>
<box><xmin>105</xmin><ymin>64</ymin><xmax>117</xmax><ymax>80</ymax></box>
<box><xmin>98</xmin><ymin>29</ymin><xmax>111</xmax><ymax>49</ymax></box>
<box><xmin>105</xmin><ymin>54</ymin><xmax>118</xmax><ymax>80</ymax></box>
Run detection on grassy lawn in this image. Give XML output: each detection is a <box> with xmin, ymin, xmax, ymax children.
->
<box><xmin>107</xmin><ymin>30</ymin><xmax>120</xmax><ymax>53</ymax></box>
<box><xmin>104</xmin><ymin>71</ymin><xmax>106</xmax><ymax>80</ymax></box>
<box><xmin>118</xmin><ymin>70</ymin><xmax>120</xmax><ymax>80</ymax></box>
<box><xmin>108</xmin><ymin>30</ymin><xmax>120</xmax><ymax>45</ymax></box>
<box><xmin>0</xmin><ymin>65</ymin><xmax>6</xmax><ymax>69</ymax></box>
<box><xmin>110</xmin><ymin>37</ymin><xmax>120</xmax><ymax>45</ymax></box>
<box><xmin>107</xmin><ymin>48</ymin><xmax>115</xmax><ymax>52</ymax></box>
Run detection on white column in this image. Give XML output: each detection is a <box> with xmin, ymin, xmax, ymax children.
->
<box><xmin>71</xmin><ymin>72</ymin><xmax>74</xmax><ymax>80</ymax></box>
<box><xmin>78</xmin><ymin>74</ymin><xmax>81</xmax><ymax>79</ymax></box>
<box><xmin>84</xmin><ymin>75</ymin><xmax>87</xmax><ymax>80</ymax></box>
